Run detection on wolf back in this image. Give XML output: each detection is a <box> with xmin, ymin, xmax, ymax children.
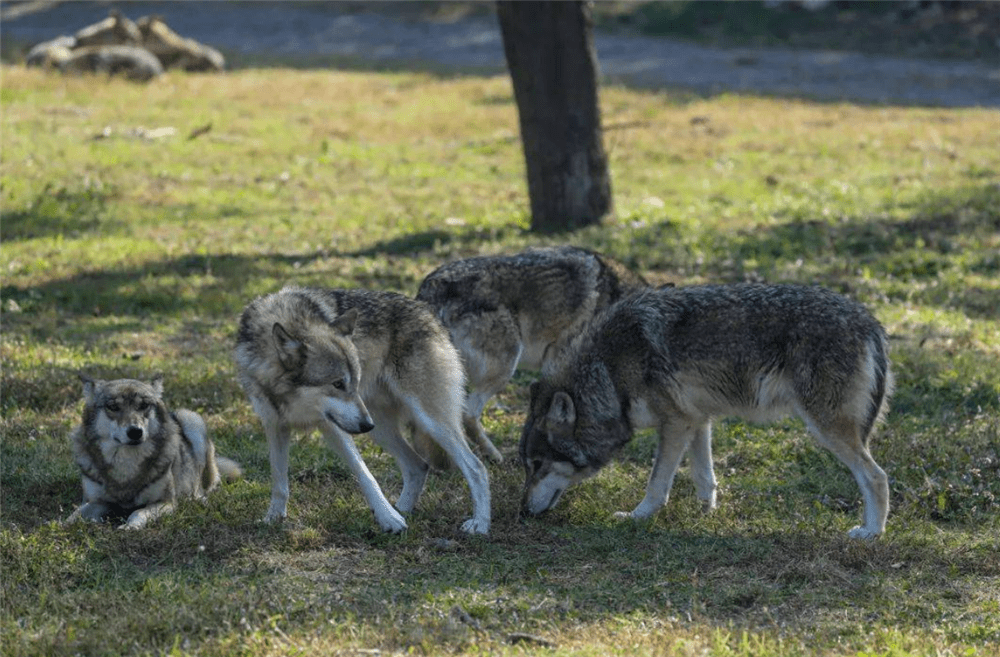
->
<box><xmin>520</xmin><ymin>283</ymin><xmax>892</xmax><ymax>539</ymax></box>
<box><xmin>68</xmin><ymin>375</ymin><xmax>241</xmax><ymax>529</ymax></box>
<box><xmin>235</xmin><ymin>285</ymin><xmax>491</xmax><ymax>534</ymax></box>
<box><xmin>416</xmin><ymin>246</ymin><xmax>648</xmax><ymax>462</ymax></box>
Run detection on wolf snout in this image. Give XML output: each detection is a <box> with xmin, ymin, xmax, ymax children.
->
<box><xmin>357</xmin><ymin>420</ymin><xmax>375</xmax><ymax>434</ymax></box>
<box><xmin>126</xmin><ymin>426</ymin><xmax>144</xmax><ymax>444</ymax></box>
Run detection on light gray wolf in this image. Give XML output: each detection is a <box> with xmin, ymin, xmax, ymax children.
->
<box><xmin>136</xmin><ymin>15</ymin><xmax>226</xmax><ymax>72</ymax></box>
<box><xmin>519</xmin><ymin>283</ymin><xmax>892</xmax><ymax>540</ymax></box>
<box><xmin>234</xmin><ymin>286</ymin><xmax>492</xmax><ymax>535</ymax></box>
<box><xmin>416</xmin><ymin>246</ymin><xmax>648</xmax><ymax>463</ymax></box>
<box><xmin>67</xmin><ymin>375</ymin><xmax>241</xmax><ymax>529</ymax></box>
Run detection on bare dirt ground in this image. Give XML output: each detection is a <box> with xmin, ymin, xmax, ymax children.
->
<box><xmin>2</xmin><ymin>1</ymin><xmax>998</xmax><ymax>107</ymax></box>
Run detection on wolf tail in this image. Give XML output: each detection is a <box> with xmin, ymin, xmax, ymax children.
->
<box><xmin>216</xmin><ymin>457</ymin><xmax>243</xmax><ymax>483</ymax></box>
<box><xmin>861</xmin><ymin>331</ymin><xmax>893</xmax><ymax>445</ymax></box>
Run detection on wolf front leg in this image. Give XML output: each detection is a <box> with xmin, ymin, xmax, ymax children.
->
<box><xmin>123</xmin><ymin>501</ymin><xmax>175</xmax><ymax>530</ymax></box>
<box><xmin>263</xmin><ymin>421</ymin><xmax>293</xmax><ymax>524</ymax></box>
<box><xmin>66</xmin><ymin>501</ymin><xmax>113</xmax><ymax>524</ymax></box>
<box><xmin>320</xmin><ymin>424</ymin><xmax>408</xmax><ymax>533</ymax></box>
<box><xmin>616</xmin><ymin>419</ymin><xmax>698</xmax><ymax>520</ymax></box>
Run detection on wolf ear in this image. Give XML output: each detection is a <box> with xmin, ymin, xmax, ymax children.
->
<box><xmin>331</xmin><ymin>307</ymin><xmax>358</xmax><ymax>337</ymax></box>
<box><xmin>272</xmin><ymin>322</ymin><xmax>304</xmax><ymax>370</ymax></box>
<box><xmin>546</xmin><ymin>391</ymin><xmax>576</xmax><ymax>431</ymax></box>
<box><xmin>149</xmin><ymin>374</ymin><xmax>164</xmax><ymax>396</ymax></box>
<box><xmin>79</xmin><ymin>373</ymin><xmax>97</xmax><ymax>402</ymax></box>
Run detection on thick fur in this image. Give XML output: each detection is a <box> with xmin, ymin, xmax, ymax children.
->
<box><xmin>67</xmin><ymin>375</ymin><xmax>241</xmax><ymax>529</ymax></box>
<box><xmin>416</xmin><ymin>246</ymin><xmax>648</xmax><ymax>462</ymax></box>
<box><xmin>520</xmin><ymin>283</ymin><xmax>893</xmax><ymax>540</ymax></box>
<box><xmin>234</xmin><ymin>286</ymin><xmax>491</xmax><ymax>535</ymax></box>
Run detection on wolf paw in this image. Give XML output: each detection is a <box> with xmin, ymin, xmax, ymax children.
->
<box><xmin>612</xmin><ymin>511</ymin><xmax>636</xmax><ymax>521</ymax></box>
<box><xmin>262</xmin><ymin>510</ymin><xmax>286</xmax><ymax>524</ymax></box>
<box><xmin>460</xmin><ymin>517</ymin><xmax>490</xmax><ymax>535</ymax></box>
<box><xmin>848</xmin><ymin>525</ymin><xmax>881</xmax><ymax>540</ymax></box>
<box><xmin>376</xmin><ymin>509</ymin><xmax>408</xmax><ymax>534</ymax></box>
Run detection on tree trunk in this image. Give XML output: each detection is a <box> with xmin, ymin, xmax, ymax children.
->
<box><xmin>497</xmin><ymin>1</ymin><xmax>613</xmax><ymax>233</ymax></box>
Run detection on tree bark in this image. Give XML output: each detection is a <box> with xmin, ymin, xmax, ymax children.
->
<box><xmin>497</xmin><ymin>1</ymin><xmax>613</xmax><ymax>233</ymax></box>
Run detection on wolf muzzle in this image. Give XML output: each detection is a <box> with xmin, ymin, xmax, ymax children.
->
<box><xmin>126</xmin><ymin>426</ymin><xmax>144</xmax><ymax>444</ymax></box>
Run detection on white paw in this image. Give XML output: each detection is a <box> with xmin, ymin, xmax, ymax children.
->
<box><xmin>848</xmin><ymin>525</ymin><xmax>881</xmax><ymax>540</ymax></box>
<box><xmin>262</xmin><ymin>509</ymin><xmax>286</xmax><ymax>524</ymax></box>
<box><xmin>460</xmin><ymin>518</ymin><xmax>490</xmax><ymax>535</ymax></box>
<box><xmin>377</xmin><ymin>509</ymin><xmax>408</xmax><ymax>534</ymax></box>
<box><xmin>612</xmin><ymin>511</ymin><xmax>635</xmax><ymax>521</ymax></box>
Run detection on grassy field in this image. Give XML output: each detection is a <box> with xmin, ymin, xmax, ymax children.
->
<box><xmin>2</xmin><ymin>61</ymin><xmax>999</xmax><ymax>657</ymax></box>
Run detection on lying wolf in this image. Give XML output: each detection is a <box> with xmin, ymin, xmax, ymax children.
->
<box><xmin>67</xmin><ymin>375</ymin><xmax>241</xmax><ymax>529</ymax></box>
<box><xmin>417</xmin><ymin>246</ymin><xmax>647</xmax><ymax>462</ymax></box>
<box><xmin>520</xmin><ymin>283</ymin><xmax>892</xmax><ymax>539</ymax></box>
<box><xmin>235</xmin><ymin>286</ymin><xmax>492</xmax><ymax>534</ymax></box>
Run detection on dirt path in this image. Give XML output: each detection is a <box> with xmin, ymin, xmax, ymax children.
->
<box><xmin>3</xmin><ymin>1</ymin><xmax>998</xmax><ymax>107</ymax></box>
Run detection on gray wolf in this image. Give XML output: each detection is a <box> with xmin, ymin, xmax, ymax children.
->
<box><xmin>67</xmin><ymin>375</ymin><xmax>241</xmax><ymax>529</ymax></box>
<box><xmin>234</xmin><ymin>286</ymin><xmax>491</xmax><ymax>535</ymax></box>
<box><xmin>519</xmin><ymin>283</ymin><xmax>892</xmax><ymax>540</ymax></box>
<box><xmin>416</xmin><ymin>246</ymin><xmax>647</xmax><ymax>462</ymax></box>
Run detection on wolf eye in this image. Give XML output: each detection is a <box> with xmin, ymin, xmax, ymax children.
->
<box><xmin>105</xmin><ymin>401</ymin><xmax>120</xmax><ymax>412</ymax></box>
<box><xmin>332</xmin><ymin>379</ymin><xmax>346</xmax><ymax>391</ymax></box>
<box><xmin>136</xmin><ymin>401</ymin><xmax>150</xmax><ymax>412</ymax></box>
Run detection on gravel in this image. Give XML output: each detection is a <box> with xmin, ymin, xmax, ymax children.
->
<box><xmin>3</xmin><ymin>1</ymin><xmax>998</xmax><ymax>107</ymax></box>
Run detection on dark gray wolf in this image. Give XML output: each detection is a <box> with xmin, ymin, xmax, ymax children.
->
<box><xmin>67</xmin><ymin>375</ymin><xmax>241</xmax><ymax>529</ymax></box>
<box><xmin>519</xmin><ymin>283</ymin><xmax>892</xmax><ymax>540</ymax></box>
<box><xmin>416</xmin><ymin>246</ymin><xmax>647</xmax><ymax>462</ymax></box>
<box><xmin>235</xmin><ymin>286</ymin><xmax>491</xmax><ymax>534</ymax></box>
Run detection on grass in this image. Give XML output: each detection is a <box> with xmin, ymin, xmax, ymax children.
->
<box><xmin>2</xmin><ymin>61</ymin><xmax>999</xmax><ymax>657</ymax></box>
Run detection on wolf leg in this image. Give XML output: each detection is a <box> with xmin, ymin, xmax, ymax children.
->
<box><xmin>808</xmin><ymin>417</ymin><xmax>889</xmax><ymax>539</ymax></box>
<box><xmin>619</xmin><ymin>421</ymin><xmax>696</xmax><ymax>520</ymax></box>
<box><xmin>408</xmin><ymin>404</ymin><xmax>491</xmax><ymax>535</ymax></box>
<box><xmin>687</xmin><ymin>421</ymin><xmax>717</xmax><ymax>512</ymax></box>
<box><xmin>123</xmin><ymin>501</ymin><xmax>175</xmax><ymax>530</ymax></box>
<box><xmin>366</xmin><ymin>401</ymin><xmax>429</xmax><ymax>514</ymax></box>
<box><xmin>463</xmin><ymin>389</ymin><xmax>505</xmax><ymax>463</ymax></box>
<box><xmin>457</xmin><ymin>324</ymin><xmax>522</xmax><ymax>463</ymax></box>
<box><xmin>263</xmin><ymin>420</ymin><xmax>292</xmax><ymax>523</ymax></box>
<box><xmin>67</xmin><ymin>501</ymin><xmax>112</xmax><ymax>524</ymax></box>
<box><xmin>319</xmin><ymin>424</ymin><xmax>408</xmax><ymax>533</ymax></box>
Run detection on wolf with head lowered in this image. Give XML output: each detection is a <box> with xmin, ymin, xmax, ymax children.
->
<box><xmin>417</xmin><ymin>246</ymin><xmax>647</xmax><ymax>462</ymax></box>
<box><xmin>235</xmin><ymin>286</ymin><xmax>491</xmax><ymax>534</ymax></box>
<box><xmin>520</xmin><ymin>283</ymin><xmax>893</xmax><ymax>539</ymax></box>
<box><xmin>67</xmin><ymin>375</ymin><xmax>241</xmax><ymax>529</ymax></box>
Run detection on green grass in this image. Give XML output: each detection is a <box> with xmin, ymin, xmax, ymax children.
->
<box><xmin>2</xmin><ymin>64</ymin><xmax>999</xmax><ymax>656</ymax></box>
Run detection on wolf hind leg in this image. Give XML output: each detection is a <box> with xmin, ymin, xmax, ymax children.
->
<box><xmin>688</xmin><ymin>421</ymin><xmax>718</xmax><ymax>512</ymax></box>
<box><xmin>618</xmin><ymin>419</ymin><xmax>699</xmax><ymax>520</ymax></box>
<box><xmin>463</xmin><ymin>388</ymin><xmax>506</xmax><ymax>463</ymax></box>
<box><xmin>319</xmin><ymin>424</ymin><xmax>408</xmax><ymax>533</ymax></box>
<box><xmin>408</xmin><ymin>403</ymin><xmax>491</xmax><ymax>535</ymax></box>
<box><xmin>457</xmin><ymin>322</ymin><xmax>522</xmax><ymax>463</ymax></box>
<box><xmin>807</xmin><ymin>415</ymin><xmax>889</xmax><ymax>540</ymax></box>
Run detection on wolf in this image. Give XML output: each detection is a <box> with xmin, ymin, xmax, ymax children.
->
<box><xmin>234</xmin><ymin>286</ymin><xmax>491</xmax><ymax>535</ymax></box>
<box><xmin>416</xmin><ymin>246</ymin><xmax>648</xmax><ymax>463</ymax></box>
<box><xmin>519</xmin><ymin>283</ymin><xmax>893</xmax><ymax>540</ymax></box>
<box><xmin>67</xmin><ymin>375</ymin><xmax>241</xmax><ymax>529</ymax></box>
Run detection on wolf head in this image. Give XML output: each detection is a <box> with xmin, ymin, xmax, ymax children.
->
<box><xmin>270</xmin><ymin>307</ymin><xmax>375</xmax><ymax>435</ymax></box>
<box><xmin>80</xmin><ymin>375</ymin><xmax>167</xmax><ymax>446</ymax></box>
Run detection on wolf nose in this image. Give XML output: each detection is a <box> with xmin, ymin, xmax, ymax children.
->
<box><xmin>126</xmin><ymin>426</ymin><xmax>144</xmax><ymax>443</ymax></box>
<box><xmin>357</xmin><ymin>420</ymin><xmax>375</xmax><ymax>434</ymax></box>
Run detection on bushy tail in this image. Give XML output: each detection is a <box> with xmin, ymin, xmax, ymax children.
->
<box><xmin>862</xmin><ymin>333</ymin><xmax>893</xmax><ymax>445</ymax></box>
<box><xmin>216</xmin><ymin>457</ymin><xmax>243</xmax><ymax>483</ymax></box>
